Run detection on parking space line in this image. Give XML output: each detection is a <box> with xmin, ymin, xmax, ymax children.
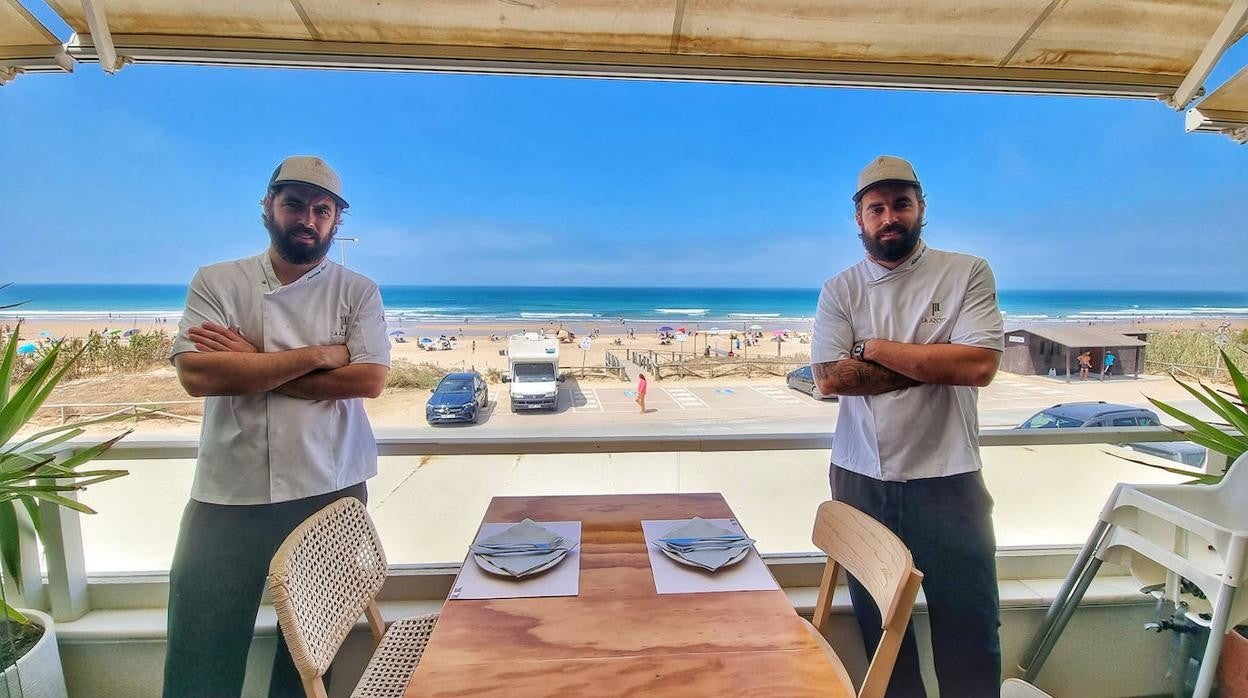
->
<box><xmin>663</xmin><ymin>387</ymin><xmax>708</xmax><ymax>409</ymax></box>
<box><xmin>752</xmin><ymin>385</ymin><xmax>803</xmax><ymax>405</ymax></box>
<box><xmin>566</xmin><ymin>387</ymin><xmax>603</xmax><ymax>411</ymax></box>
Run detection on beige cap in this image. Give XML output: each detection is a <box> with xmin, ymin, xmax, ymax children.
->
<box><xmin>268</xmin><ymin>155</ymin><xmax>348</xmax><ymax>208</ymax></box>
<box><xmin>853</xmin><ymin>155</ymin><xmax>920</xmax><ymax>202</ymax></box>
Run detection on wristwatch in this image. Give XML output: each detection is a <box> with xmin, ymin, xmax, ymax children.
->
<box><xmin>851</xmin><ymin>340</ymin><xmax>867</xmax><ymax>361</ymax></box>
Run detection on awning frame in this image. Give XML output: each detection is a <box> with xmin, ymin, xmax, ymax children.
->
<box><xmin>63</xmin><ymin>33</ymin><xmax>1183</xmax><ymax>99</ymax></box>
<box><xmin>0</xmin><ymin>0</ymin><xmax>73</xmax><ymax>85</ymax></box>
<box><xmin>1168</xmin><ymin>0</ymin><xmax>1248</xmax><ymax>109</ymax></box>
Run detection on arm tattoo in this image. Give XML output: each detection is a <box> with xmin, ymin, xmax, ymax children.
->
<box><xmin>812</xmin><ymin>359</ymin><xmax>920</xmax><ymax>396</ymax></box>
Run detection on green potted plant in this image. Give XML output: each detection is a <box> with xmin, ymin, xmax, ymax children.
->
<box><xmin>0</xmin><ymin>323</ymin><xmax>129</xmax><ymax>696</ymax></box>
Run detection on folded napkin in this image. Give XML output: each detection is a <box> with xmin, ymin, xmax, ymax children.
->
<box><xmin>655</xmin><ymin>517</ymin><xmax>756</xmax><ymax>572</ymax></box>
<box><xmin>471</xmin><ymin>519</ymin><xmax>574</xmax><ymax>577</ymax></box>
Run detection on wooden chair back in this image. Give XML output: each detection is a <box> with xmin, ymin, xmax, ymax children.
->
<box><xmin>809</xmin><ymin>500</ymin><xmax>924</xmax><ymax>698</ymax></box>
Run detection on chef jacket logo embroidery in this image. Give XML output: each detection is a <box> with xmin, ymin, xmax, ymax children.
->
<box><xmin>921</xmin><ymin>302</ymin><xmax>946</xmax><ymax>325</ymax></box>
<box><xmin>333</xmin><ymin>314</ymin><xmax>350</xmax><ymax>338</ymax></box>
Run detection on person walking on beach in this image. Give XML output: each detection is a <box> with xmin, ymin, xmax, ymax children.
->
<box><xmin>811</xmin><ymin>155</ymin><xmax>1004</xmax><ymax>697</ymax></box>
<box><xmin>636</xmin><ymin>372</ymin><xmax>648</xmax><ymax>413</ymax></box>
<box><xmin>1101</xmin><ymin>350</ymin><xmax>1116</xmax><ymax>381</ymax></box>
<box><xmin>164</xmin><ymin>156</ymin><xmax>389</xmax><ymax>697</ymax></box>
<box><xmin>1078</xmin><ymin>350</ymin><xmax>1092</xmax><ymax>380</ymax></box>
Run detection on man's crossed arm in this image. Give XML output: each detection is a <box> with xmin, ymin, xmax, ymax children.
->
<box><xmin>174</xmin><ymin>322</ymin><xmax>387</xmax><ymax>400</ymax></box>
<box><xmin>813</xmin><ymin>340</ymin><xmax>1000</xmax><ymax>397</ymax></box>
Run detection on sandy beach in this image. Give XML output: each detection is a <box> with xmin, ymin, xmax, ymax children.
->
<box><xmin>5</xmin><ymin>315</ymin><xmax>1245</xmax><ymax>380</ymax></box>
<box><xmin>2</xmin><ymin>316</ymin><xmax>827</xmax><ymax>381</ymax></box>
<box><xmin>5</xmin><ymin>312</ymin><xmax>1243</xmax><ymax>439</ymax></box>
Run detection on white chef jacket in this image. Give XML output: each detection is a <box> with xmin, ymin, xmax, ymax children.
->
<box><xmin>171</xmin><ymin>251</ymin><xmax>390</xmax><ymax>504</ymax></box>
<box><xmin>811</xmin><ymin>242</ymin><xmax>1003</xmax><ymax>481</ymax></box>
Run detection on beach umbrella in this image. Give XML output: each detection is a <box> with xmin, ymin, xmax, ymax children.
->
<box><xmin>658</xmin><ymin>326</ymin><xmax>673</xmax><ymax>332</ymax></box>
<box><xmin>105</xmin><ymin>328</ymin><xmax>124</xmax><ymax>337</ymax></box>
<box><xmin>17</xmin><ymin>343</ymin><xmax>36</xmax><ymax>355</ymax></box>
<box><xmin>388</xmin><ymin>330</ymin><xmax>406</xmax><ymax>337</ymax></box>
<box><xmin>677</xmin><ymin>327</ymin><xmax>686</xmax><ymax>333</ymax></box>
<box><xmin>773</xmin><ymin>330</ymin><xmax>785</xmax><ymax>336</ymax></box>
<box><xmin>123</xmin><ymin>329</ymin><xmax>140</xmax><ymax>337</ymax></box>
<box><xmin>39</xmin><ymin>330</ymin><xmax>53</xmax><ymax>337</ymax></box>
<box><xmin>419</xmin><ymin>336</ymin><xmax>434</xmax><ymax>344</ymax></box>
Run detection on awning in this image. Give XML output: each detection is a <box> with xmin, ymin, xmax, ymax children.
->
<box><xmin>0</xmin><ymin>0</ymin><xmax>72</xmax><ymax>84</ymax></box>
<box><xmin>28</xmin><ymin>0</ymin><xmax>1248</xmax><ymax>100</ymax></box>
<box><xmin>1187</xmin><ymin>64</ymin><xmax>1248</xmax><ymax>142</ymax></box>
<box><xmin>1006</xmin><ymin>326</ymin><xmax>1149</xmax><ymax>349</ymax></box>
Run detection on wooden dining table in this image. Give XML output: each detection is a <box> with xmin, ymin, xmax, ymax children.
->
<box><xmin>404</xmin><ymin>492</ymin><xmax>851</xmax><ymax>697</ymax></box>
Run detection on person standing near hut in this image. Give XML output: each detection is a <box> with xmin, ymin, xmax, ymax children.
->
<box><xmin>1078</xmin><ymin>350</ymin><xmax>1093</xmax><ymax>380</ymax></box>
<box><xmin>1101</xmin><ymin>350</ymin><xmax>1116</xmax><ymax>380</ymax></box>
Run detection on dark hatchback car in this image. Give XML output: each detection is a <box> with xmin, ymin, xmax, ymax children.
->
<box><xmin>785</xmin><ymin>365</ymin><xmax>838</xmax><ymax>400</ymax></box>
<box><xmin>1016</xmin><ymin>401</ymin><xmax>1206</xmax><ymax>468</ymax></box>
<box><xmin>426</xmin><ymin>371</ymin><xmax>489</xmax><ymax>424</ymax></box>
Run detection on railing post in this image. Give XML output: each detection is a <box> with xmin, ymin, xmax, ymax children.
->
<box><xmin>40</xmin><ymin>449</ymin><xmax>91</xmax><ymax>621</ymax></box>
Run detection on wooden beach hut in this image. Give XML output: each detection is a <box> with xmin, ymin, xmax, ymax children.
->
<box><xmin>1002</xmin><ymin>325</ymin><xmax>1149</xmax><ymax>381</ymax></box>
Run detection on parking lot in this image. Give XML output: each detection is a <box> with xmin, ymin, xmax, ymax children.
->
<box><xmin>560</xmin><ymin>381</ymin><xmax>818</xmax><ymax>413</ymax></box>
<box><xmin>404</xmin><ymin>371</ymin><xmax>1205</xmax><ymax>435</ymax></box>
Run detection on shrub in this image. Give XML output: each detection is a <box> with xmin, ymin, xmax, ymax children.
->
<box><xmin>385</xmin><ymin>360</ymin><xmax>447</xmax><ymax>390</ymax></box>
<box><xmin>13</xmin><ymin>330</ymin><xmax>173</xmax><ymax>382</ymax></box>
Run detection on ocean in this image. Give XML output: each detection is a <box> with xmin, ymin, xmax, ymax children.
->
<box><xmin>2</xmin><ymin>284</ymin><xmax>1246</xmax><ymax>325</ymax></box>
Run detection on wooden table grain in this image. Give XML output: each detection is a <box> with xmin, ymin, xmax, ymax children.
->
<box><xmin>405</xmin><ymin>493</ymin><xmax>851</xmax><ymax>697</ymax></box>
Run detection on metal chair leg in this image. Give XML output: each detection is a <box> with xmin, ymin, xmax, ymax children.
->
<box><xmin>1192</xmin><ymin>582</ymin><xmax>1237</xmax><ymax>698</ymax></box>
<box><xmin>1019</xmin><ymin>519</ymin><xmax>1110</xmax><ymax>680</ymax></box>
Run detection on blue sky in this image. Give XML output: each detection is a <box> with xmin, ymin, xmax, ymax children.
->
<box><xmin>2</xmin><ymin>14</ymin><xmax>1245</xmax><ymax>290</ymax></box>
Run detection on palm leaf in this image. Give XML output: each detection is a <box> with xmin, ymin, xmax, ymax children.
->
<box><xmin>1146</xmin><ymin>397</ymin><xmax>1248</xmax><ymax>456</ymax></box>
<box><xmin>0</xmin><ymin>322</ymin><xmax>18</xmax><ymax>410</ymax></box>
<box><xmin>1103</xmin><ymin>450</ymin><xmax>1222</xmax><ymax>485</ymax></box>
<box><xmin>1171</xmin><ymin>375</ymin><xmax>1243</xmax><ymax>432</ymax></box>
<box><xmin>55</xmin><ymin>432</ymin><xmax>129</xmax><ymax>470</ymax></box>
<box><xmin>1224</xmin><ymin>348</ymin><xmax>1248</xmax><ymax>405</ymax></box>
<box><xmin>16</xmin><ymin>490</ymin><xmax>97</xmax><ymax>515</ymax></box>
<box><xmin>20</xmin><ymin>498</ymin><xmax>40</xmax><ymax>537</ymax></box>
<box><xmin>10</xmin><ymin>428</ymin><xmax>85</xmax><ymax>459</ymax></box>
<box><xmin>1200</xmin><ymin>382</ymin><xmax>1248</xmax><ymax>437</ymax></box>
<box><xmin>3</xmin><ymin>605</ymin><xmax>29</xmax><ymax>624</ymax></box>
<box><xmin>0</xmin><ymin>343</ymin><xmax>63</xmax><ymax>445</ymax></box>
<box><xmin>0</xmin><ymin>500</ymin><xmax>20</xmax><ymax>582</ymax></box>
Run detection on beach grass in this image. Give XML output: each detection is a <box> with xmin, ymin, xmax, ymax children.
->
<box><xmin>1143</xmin><ymin>328</ymin><xmax>1247</xmax><ymax>382</ymax></box>
<box><xmin>11</xmin><ymin>330</ymin><xmax>174</xmax><ymax>382</ymax></box>
<box><xmin>385</xmin><ymin>360</ymin><xmax>448</xmax><ymax>390</ymax></box>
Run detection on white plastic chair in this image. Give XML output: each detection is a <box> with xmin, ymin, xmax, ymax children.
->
<box><xmin>267</xmin><ymin>497</ymin><xmax>438</xmax><ymax>698</ymax></box>
<box><xmin>1021</xmin><ymin>452</ymin><xmax>1247</xmax><ymax>698</ymax></box>
<box><xmin>1095</xmin><ymin>452</ymin><xmax>1248</xmax><ymax>697</ymax></box>
<box><xmin>1001</xmin><ymin>678</ymin><xmax>1054</xmax><ymax>697</ymax></box>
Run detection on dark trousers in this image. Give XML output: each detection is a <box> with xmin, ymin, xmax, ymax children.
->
<box><xmin>830</xmin><ymin>466</ymin><xmax>1001</xmax><ymax>698</ymax></box>
<box><xmin>162</xmin><ymin>483</ymin><xmax>368</xmax><ymax>698</ymax></box>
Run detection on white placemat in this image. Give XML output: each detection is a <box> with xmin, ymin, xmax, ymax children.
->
<box><xmin>449</xmin><ymin>520</ymin><xmax>581</xmax><ymax>600</ymax></box>
<box><xmin>642</xmin><ymin>518</ymin><xmax>779</xmax><ymax>594</ymax></box>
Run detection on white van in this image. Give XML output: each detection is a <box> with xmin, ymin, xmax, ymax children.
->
<box><xmin>504</xmin><ymin>332</ymin><xmax>562</xmax><ymax>411</ymax></box>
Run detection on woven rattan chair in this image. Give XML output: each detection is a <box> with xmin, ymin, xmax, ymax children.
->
<box><xmin>267</xmin><ymin>497</ymin><xmax>438</xmax><ymax>698</ymax></box>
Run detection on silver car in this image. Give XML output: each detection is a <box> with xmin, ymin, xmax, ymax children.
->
<box><xmin>786</xmin><ymin>365</ymin><xmax>838</xmax><ymax>400</ymax></box>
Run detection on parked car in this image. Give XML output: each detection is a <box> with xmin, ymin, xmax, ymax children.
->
<box><xmin>1015</xmin><ymin>401</ymin><xmax>1206</xmax><ymax>468</ymax></box>
<box><xmin>426</xmin><ymin>371</ymin><xmax>489</xmax><ymax>424</ymax></box>
<box><xmin>785</xmin><ymin>365</ymin><xmax>837</xmax><ymax>400</ymax></box>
